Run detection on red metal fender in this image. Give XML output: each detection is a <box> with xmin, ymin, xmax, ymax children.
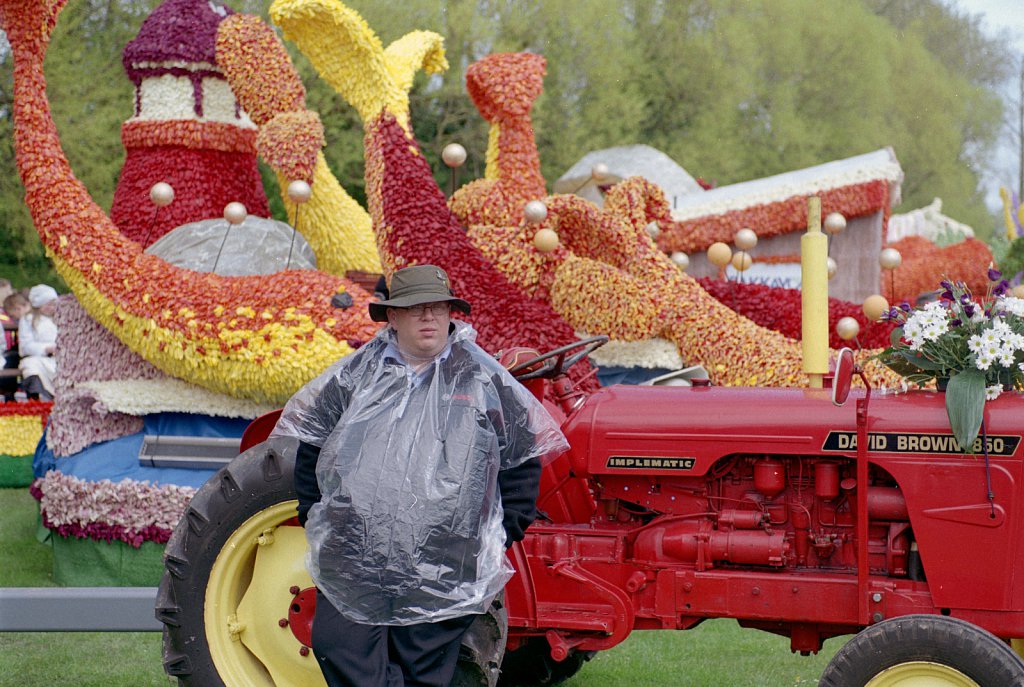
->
<box><xmin>240</xmin><ymin>409</ymin><xmax>283</xmax><ymax>453</ymax></box>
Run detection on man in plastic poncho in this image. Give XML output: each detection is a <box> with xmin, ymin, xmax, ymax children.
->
<box><xmin>272</xmin><ymin>265</ymin><xmax>569</xmax><ymax>687</ymax></box>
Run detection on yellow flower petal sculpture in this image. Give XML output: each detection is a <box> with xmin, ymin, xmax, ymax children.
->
<box><xmin>215</xmin><ymin>13</ymin><xmax>381</xmax><ymax>276</ymax></box>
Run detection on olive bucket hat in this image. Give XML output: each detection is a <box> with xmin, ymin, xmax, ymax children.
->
<box><xmin>368</xmin><ymin>265</ymin><xmax>471</xmax><ymax>322</ymax></box>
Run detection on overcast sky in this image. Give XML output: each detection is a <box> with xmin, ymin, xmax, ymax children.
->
<box><xmin>955</xmin><ymin>0</ymin><xmax>1023</xmax><ymax>212</ymax></box>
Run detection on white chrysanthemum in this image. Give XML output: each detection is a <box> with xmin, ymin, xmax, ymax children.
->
<box><xmin>986</xmin><ymin>383</ymin><xmax>1003</xmax><ymax>401</ymax></box>
<box><xmin>997</xmin><ymin>297</ymin><xmax>1024</xmax><ymax>317</ymax></box>
<box><xmin>998</xmin><ymin>346</ymin><xmax>1017</xmax><ymax>368</ymax></box>
<box><xmin>968</xmin><ymin>335</ymin><xmax>985</xmax><ymax>354</ymax></box>
<box><xmin>991</xmin><ymin>318</ymin><xmax>1013</xmax><ymax>335</ymax></box>
<box><xmin>903</xmin><ymin>321</ymin><xmax>926</xmax><ymax>350</ymax></box>
<box><xmin>921</xmin><ymin>322</ymin><xmax>947</xmax><ymax>342</ymax></box>
<box><xmin>976</xmin><ymin>353</ymin><xmax>995</xmax><ymax>370</ymax></box>
<box><xmin>981</xmin><ymin>328</ymin><xmax>1001</xmax><ymax>345</ymax></box>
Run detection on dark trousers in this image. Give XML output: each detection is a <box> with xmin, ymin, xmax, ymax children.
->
<box><xmin>311</xmin><ymin>590</ymin><xmax>477</xmax><ymax>687</ymax></box>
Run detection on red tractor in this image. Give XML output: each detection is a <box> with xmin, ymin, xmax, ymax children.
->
<box><xmin>157</xmin><ymin>339</ymin><xmax>1024</xmax><ymax>686</ymax></box>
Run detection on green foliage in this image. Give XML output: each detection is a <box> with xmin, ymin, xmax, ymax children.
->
<box><xmin>998</xmin><ymin>236</ymin><xmax>1024</xmax><ymax>282</ymax></box>
<box><xmin>0</xmin><ymin>0</ymin><xmax>1013</xmax><ymax>286</ymax></box>
<box><xmin>946</xmin><ymin>367</ymin><xmax>986</xmax><ymax>452</ymax></box>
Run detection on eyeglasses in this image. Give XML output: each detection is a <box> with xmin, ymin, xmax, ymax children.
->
<box><xmin>403</xmin><ymin>302</ymin><xmax>451</xmax><ymax>317</ymax></box>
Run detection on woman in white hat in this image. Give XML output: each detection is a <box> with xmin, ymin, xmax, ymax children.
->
<box><xmin>19</xmin><ymin>284</ymin><xmax>59</xmax><ymax>400</ymax></box>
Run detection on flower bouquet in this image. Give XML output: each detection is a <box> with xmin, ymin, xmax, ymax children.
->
<box><xmin>875</xmin><ymin>269</ymin><xmax>1024</xmax><ymax>452</ymax></box>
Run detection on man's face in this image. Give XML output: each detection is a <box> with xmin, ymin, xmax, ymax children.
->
<box><xmin>387</xmin><ymin>301</ymin><xmax>451</xmax><ymax>358</ymax></box>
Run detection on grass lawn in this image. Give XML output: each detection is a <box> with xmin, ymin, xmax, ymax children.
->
<box><xmin>0</xmin><ymin>487</ymin><xmax>843</xmax><ymax>685</ymax></box>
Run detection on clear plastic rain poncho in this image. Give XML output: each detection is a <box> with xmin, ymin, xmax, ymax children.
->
<box><xmin>272</xmin><ymin>321</ymin><xmax>569</xmax><ymax>625</ymax></box>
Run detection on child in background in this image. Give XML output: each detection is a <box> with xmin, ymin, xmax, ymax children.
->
<box><xmin>19</xmin><ymin>285</ymin><xmax>59</xmax><ymax>400</ymax></box>
<box><xmin>1</xmin><ymin>291</ymin><xmax>29</xmax><ymax>399</ymax></box>
<box><xmin>0</xmin><ymin>279</ymin><xmax>13</xmax><ymax>356</ymax></box>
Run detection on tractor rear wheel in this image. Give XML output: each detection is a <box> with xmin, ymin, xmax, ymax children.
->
<box><xmin>158</xmin><ymin>437</ymin><xmax>510</xmax><ymax>686</ymax></box>
<box><xmin>497</xmin><ymin>637</ymin><xmax>594</xmax><ymax>686</ymax></box>
<box><xmin>818</xmin><ymin>615</ymin><xmax>1024</xmax><ymax>687</ymax></box>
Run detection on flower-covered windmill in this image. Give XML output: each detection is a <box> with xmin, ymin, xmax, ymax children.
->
<box><xmin>110</xmin><ymin>0</ymin><xmax>270</xmax><ymax>247</ymax></box>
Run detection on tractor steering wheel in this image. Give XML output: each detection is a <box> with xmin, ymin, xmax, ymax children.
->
<box><xmin>508</xmin><ymin>335</ymin><xmax>609</xmax><ymax>381</ymax></box>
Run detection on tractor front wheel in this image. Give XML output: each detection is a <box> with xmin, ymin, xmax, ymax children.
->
<box><xmin>497</xmin><ymin>637</ymin><xmax>594</xmax><ymax>686</ymax></box>
<box><xmin>818</xmin><ymin>615</ymin><xmax>1024</xmax><ymax>687</ymax></box>
<box><xmin>157</xmin><ymin>437</ymin><xmax>512</xmax><ymax>686</ymax></box>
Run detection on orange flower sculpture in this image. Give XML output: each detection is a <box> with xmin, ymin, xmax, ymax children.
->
<box><xmin>449</xmin><ymin>53</ymin><xmax>548</xmax><ymax>227</ymax></box>
<box><xmin>458</xmin><ymin>53</ymin><xmax>896</xmax><ymax>387</ymax></box>
<box><xmin>0</xmin><ymin>0</ymin><xmax>379</xmax><ymax>404</ymax></box>
<box><xmin>885</xmin><ymin>236</ymin><xmax>993</xmax><ymax>305</ymax></box>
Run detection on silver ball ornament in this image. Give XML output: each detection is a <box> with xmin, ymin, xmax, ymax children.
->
<box><xmin>879</xmin><ymin>247</ymin><xmax>902</xmax><ymax>270</ymax></box>
<box><xmin>591</xmin><ymin>162</ymin><xmax>610</xmax><ymax>181</ymax></box>
<box><xmin>670</xmin><ymin>252</ymin><xmax>689</xmax><ymax>270</ymax></box>
<box><xmin>836</xmin><ymin>316</ymin><xmax>860</xmax><ymax>341</ymax></box>
<box><xmin>149</xmin><ymin>182</ymin><xmax>174</xmax><ymax>207</ymax></box>
<box><xmin>826</xmin><ymin>257</ymin><xmax>838</xmax><ymax>280</ymax></box>
<box><xmin>824</xmin><ymin>212</ymin><xmax>847</xmax><ymax>235</ymax></box>
<box><xmin>734</xmin><ymin>227</ymin><xmax>758</xmax><ymax>251</ymax></box>
<box><xmin>523</xmin><ymin>200</ymin><xmax>548</xmax><ymax>224</ymax></box>
<box><xmin>224</xmin><ymin>201</ymin><xmax>248</xmax><ymax>225</ymax></box>
<box><xmin>442</xmin><ymin>143</ymin><xmax>467</xmax><ymax>168</ymax></box>
<box><xmin>287</xmin><ymin>180</ymin><xmax>312</xmax><ymax>204</ymax></box>
<box><xmin>646</xmin><ymin>221</ymin><xmax>661</xmax><ymax>239</ymax></box>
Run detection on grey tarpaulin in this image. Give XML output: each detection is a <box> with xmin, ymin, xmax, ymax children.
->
<box><xmin>146</xmin><ymin>216</ymin><xmax>316</xmax><ymax>275</ymax></box>
<box><xmin>272</xmin><ymin>321</ymin><xmax>568</xmax><ymax>625</ymax></box>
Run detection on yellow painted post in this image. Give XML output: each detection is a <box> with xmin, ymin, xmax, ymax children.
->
<box><xmin>802</xmin><ymin>196</ymin><xmax>828</xmax><ymax>388</ymax></box>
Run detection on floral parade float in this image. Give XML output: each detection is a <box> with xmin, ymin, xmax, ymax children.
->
<box><xmin>262</xmin><ymin>0</ymin><xmax>595</xmax><ymax>373</ymax></box>
<box><xmin>1</xmin><ymin>0</ymin><xmax>591</xmax><ymax>580</ymax></box>
<box><xmin>1</xmin><ymin>0</ymin><xmax>991</xmax><ymax>585</ymax></box>
<box><xmin>1</xmin><ymin>0</ymin><xmax>373</xmax><ymax>580</ymax></box>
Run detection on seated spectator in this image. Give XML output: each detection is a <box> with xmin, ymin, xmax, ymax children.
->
<box><xmin>0</xmin><ymin>279</ymin><xmax>14</xmax><ymax>355</ymax></box>
<box><xmin>1</xmin><ymin>291</ymin><xmax>29</xmax><ymax>399</ymax></box>
<box><xmin>19</xmin><ymin>285</ymin><xmax>59</xmax><ymax>401</ymax></box>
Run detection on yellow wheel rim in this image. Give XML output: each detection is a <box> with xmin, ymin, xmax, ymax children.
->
<box><xmin>204</xmin><ymin>500</ymin><xmax>326</xmax><ymax>687</ymax></box>
<box><xmin>866</xmin><ymin>661</ymin><xmax>979</xmax><ymax>687</ymax></box>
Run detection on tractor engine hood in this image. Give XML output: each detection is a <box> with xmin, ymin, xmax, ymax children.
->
<box><xmin>561</xmin><ymin>385</ymin><xmax>1024</xmax><ymax>478</ymax></box>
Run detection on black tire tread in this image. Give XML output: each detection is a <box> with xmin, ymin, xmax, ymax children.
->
<box><xmin>819</xmin><ymin>614</ymin><xmax>1024</xmax><ymax>687</ymax></box>
<box><xmin>498</xmin><ymin>638</ymin><xmax>594</xmax><ymax>687</ymax></box>
<box><xmin>158</xmin><ymin>438</ymin><xmax>299</xmax><ymax>685</ymax></box>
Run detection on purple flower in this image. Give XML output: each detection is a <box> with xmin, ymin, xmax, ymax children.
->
<box><xmin>964</xmin><ymin>304</ymin><xmax>976</xmax><ymax>317</ymax></box>
<box><xmin>994</xmin><ymin>280</ymin><xmax>1010</xmax><ymax>296</ymax></box>
<box><xmin>900</xmin><ymin>302</ymin><xmax>912</xmax><ymax>312</ymax></box>
<box><xmin>989</xmin><ymin>268</ymin><xmax>1003</xmax><ymax>282</ymax></box>
<box><xmin>950</xmin><ymin>319</ymin><xmax>962</xmax><ymax>327</ymax></box>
